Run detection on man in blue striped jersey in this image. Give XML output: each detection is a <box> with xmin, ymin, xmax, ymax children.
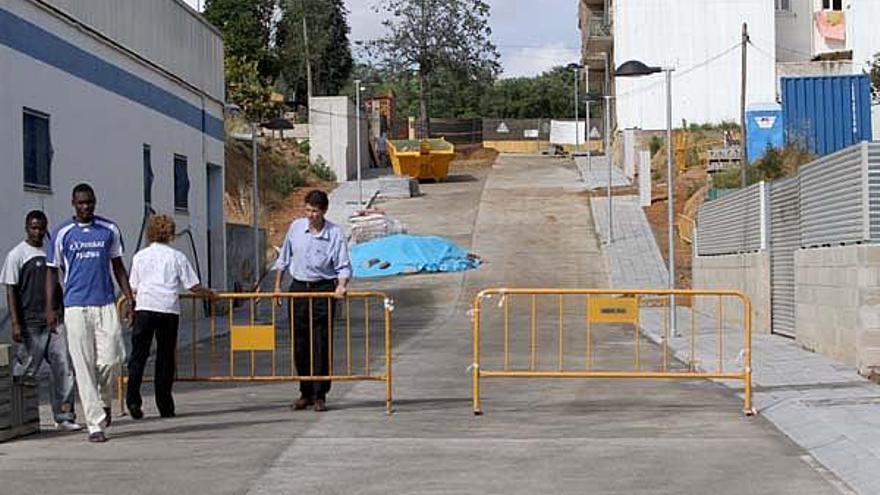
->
<box><xmin>46</xmin><ymin>183</ymin><xmax>134</xmax><ymax>443</ymax></box>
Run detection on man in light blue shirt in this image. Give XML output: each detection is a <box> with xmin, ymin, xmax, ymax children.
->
<box><xmin>274</xmin><ymin>190</ymin><xmax>351</xmax><ymax>412</ymax></box>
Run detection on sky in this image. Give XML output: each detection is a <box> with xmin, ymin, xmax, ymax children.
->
<box><xmin>183</xmin><ymin>0</ymin><xmax>581</xmax><ymax>78</ymax></box>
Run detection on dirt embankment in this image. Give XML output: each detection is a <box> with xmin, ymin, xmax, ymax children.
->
<box><xmin>224</xmin><ymin>137</ymin><xmax>335</xmax><ymax>249</ymax></box>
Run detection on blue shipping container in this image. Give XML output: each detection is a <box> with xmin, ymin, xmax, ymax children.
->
<box><xmin>781</xmin><ymin>75</ymin><xmax>873</xmax><ymax>157</ymax></box>
<box><xmin>746</xmin><ymin>102</ymin><xmax>783</xmax><ymax>164</ymax></box>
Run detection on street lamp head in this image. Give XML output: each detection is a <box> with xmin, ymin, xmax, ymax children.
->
<box><xmin>224</xmin><ymin>103</ymin><xmax>242</xmax><ymax>116</ymax></box>
<box><xmin>566</xmin><ymin>62</ymin><xmax>584</xmax><ymax>71</ymax></box>
<box><xmin>261</xmin><ymin>117</ymin><xmax>294</xmax><ymax>130</ymax></box>
<box><xmin>614</xmin><ymin>60</ymin><xmax>662</xmax><ymax>78</ymax></box>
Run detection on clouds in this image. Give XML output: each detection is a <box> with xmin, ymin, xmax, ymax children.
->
<box><xmin>501</xmin><ymin>43</ymin><xmax>580</xmax><ymax>78</ymax></box>
<box><xmin>345</xmin><ymin>0</ymin><xmax>578</xmax><ymax>77</ymax></box>
<box><xmin>186</xmin><ymin>0</ymin><xmax>581</xmax><ymax>78</ymax></box>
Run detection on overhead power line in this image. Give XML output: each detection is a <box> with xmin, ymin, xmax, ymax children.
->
<box><xmin>615</xmin><ymin>42</ymin><xmax>741</xmax><ymax>99</ymax></box>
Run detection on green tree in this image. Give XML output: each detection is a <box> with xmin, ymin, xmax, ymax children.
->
<box><xmin>203</xmin><ymin>0</ymin><xmax>279</xmax><ymax>81</ymax></box>
<box><xmin>276</xmin><ymin>0</ymin><xmax>353</xmax><ymax>105</ymax></box>
<box><xmin>373</xmin><ymin>0</ymin><xmax>500</xmax><ymax>135</ymax></box>
<box><xmin>870</xmin><ymin>52</ymin><xmax>880</xmax><ymax>103</ymax></box>
<box><xmin>226</xmin><ymin>56</ymin><xmax>278</xmax><ymax>121</ymax></box>
<box><xmin>479</xmin><ymin>66</ymin><xmax>591</xmax><ymax>119</ymax></box>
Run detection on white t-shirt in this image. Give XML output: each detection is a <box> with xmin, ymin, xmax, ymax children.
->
<box><xmin>129</xmin><ymin>243</ymin><xmax>200</xmax><ymax>315</ymax></box>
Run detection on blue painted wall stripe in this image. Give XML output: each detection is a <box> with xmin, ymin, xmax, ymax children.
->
<box><xmin>0</xmin><ymin>8</ymin><xmax>224</xmax><ymax>142</ymax></box>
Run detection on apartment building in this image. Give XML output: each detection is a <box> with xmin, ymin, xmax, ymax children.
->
<box><xmin>579</xmin><ymin>0</ymin><xmax>778</xmax><ymax>131</ymax></box>
<box><xmin>776</xmin><ymin>0</ymin><xmax>880</xmax><ymax>77</ymax></box>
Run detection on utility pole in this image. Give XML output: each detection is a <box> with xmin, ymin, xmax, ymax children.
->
<box><xmin>302</xmin><ymin>0</ymin><xmax>313</xmax><ymax>99</ymax></box>
<box><xmin>355</xmin><ymin>80</ymin><xmax>363</xmax><ymax>206</ymax></box>
<box><xmin>586</xmin><ymin>66</ymin><xmax>591</xmax><ymax>172</ymax></box>
<box><xmin>605</xmin><ymin>95</ymin><xmax>613</xmax><ymax>244</ymax></box>
<box><xmin>574</xmin><ymin>67</ymin><xmax>580</xmax><ymax>152</ymax></box>
<box><xmin>740</xmin><ymin>22</ymin><xmax>749</xmax><ymax>188</ymax></box>
<box><xmin>251</xmin><ymin>122</ymin><xmax>259</xmax><ymax>286</ymax></box>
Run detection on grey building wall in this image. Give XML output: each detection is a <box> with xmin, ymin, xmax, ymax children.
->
<box><xmin>0</xmin><ymin>0</ymin><xmax>226</xmax><ymax>340</ymax></box>
<box><xmin>39</xmin><ymin>0</ymin><xmax>224</xmax><ymax>101</ymax></box>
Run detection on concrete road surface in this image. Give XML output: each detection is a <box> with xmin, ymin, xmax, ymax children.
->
<box><xmin>0</xmin><ymin>155</ymin><xmax>847</xmax><ymax>495</ymax></box>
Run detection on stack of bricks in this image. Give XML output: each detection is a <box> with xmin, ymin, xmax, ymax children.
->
<box><xmin>0</xmin><ymin>344</ymin><xmax>40</xmax><ymax>442</ymax></box>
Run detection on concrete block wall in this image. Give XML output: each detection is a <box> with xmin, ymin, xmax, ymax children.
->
<box><xmin>795</xmin><ymin>245</ymin><xmax>880</xmax><ymax>376</ymax></box>
<box><xmin>692</xmin><ymin>252</ymin><xmax>771</xmax><ymax>334</ymax></box>
<box><xmin>308</xmin><ymin>96</ymin><xmax>370</xmax><ymax>182</ymax></box>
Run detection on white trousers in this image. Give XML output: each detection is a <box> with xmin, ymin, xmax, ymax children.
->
<box><xmin>65</xmin><ymin>304</ymin><xmax>125</xmax><ymax>434</ymax></box>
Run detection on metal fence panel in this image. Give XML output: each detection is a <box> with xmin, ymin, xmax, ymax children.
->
<box><xmin>868</xmin><ymin>143</ymin><xmax>880</xmax><ymax>239</ymax></box>
<box><xmin>799</xmin><ymin>144</ymin><xmax>867</xmax><ymax>247</ymax></box>
<box><xmin>482</xmin><ymin>119</ymin><xmax>551</xmax><ymax>141</ymax></box>
<box><xmin>428</xmin><ymin>118</ymin><xmax>482</xmax><ymax>145</ymax></box>
<box><xmin>697</xmin><ymin>182</ymin><xmax>766</xmax><ymax>256</ymax></box>
<box><xmin>769</xmin><ymin>176</ymin><xmax>799</xmax><ymax>337</ymax></box>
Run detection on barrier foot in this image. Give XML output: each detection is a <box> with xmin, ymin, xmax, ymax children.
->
<box><xmin>744</xmin><ymin>407</ymin><xmax>757</xmax><ymax>417</ymax></box>
<box><xmin>386</xmin><ymin>401</ymin><xmax>394</xmax><ymax>415</ymax></box>
<box><xmin>473</xmin><ymin>409</ymin><xmax>483</xmax><ymax>416</ymax></box>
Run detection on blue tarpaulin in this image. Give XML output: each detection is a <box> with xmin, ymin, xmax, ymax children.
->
<box><xmin>352</xmin><ymin>234</ymin><xmax>481</xmax><ymax>278</ymax></box>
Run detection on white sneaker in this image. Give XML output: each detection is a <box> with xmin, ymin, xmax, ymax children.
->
<box><xmin>55</xmin><ymin>420</ymin><xmax>83</xmax><ymax>432</ymax></box>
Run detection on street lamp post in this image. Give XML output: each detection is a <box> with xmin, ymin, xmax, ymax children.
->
<box><xmin>225</xmin><ymin>104</ymin><xmax>294</xmax><ymax>288</ymax></box>
<box><xmin>251</xmin><ymin>121</ymin><xmax>259</xmax><ymax>286</ymax></box>
<box><xmin>604</xmin><ymin>95</ymin><xmax>613</xmax><ymax>244</ymax></box>
<box><xmin>585</xmin><ymin>66</ymin><xmax>591</xmax><ymax>172</ymax></box>
<box><xmin>567</xmin><ymin>63</ymin><xmax>585</xmax><ymax>153</ymax></box>
<box><xmin>355</xmin><ymin>79</ymin><xmax>364</xmax><ymax>207</ymax></box>
<box><xmin>574</xmin><ymin>67</ymin><xmax>580</xmax><ymax>152</ymax></box>
<box><xmin>615</xmin><ymin>60</ymin><xmax>677</xmax><ymax>336</ymax></box>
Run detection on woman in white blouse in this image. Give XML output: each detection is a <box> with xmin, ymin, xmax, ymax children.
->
<box><xmin>127</xmin><ymin>214</ymin><xmax>214</xmax><ymax>419</ymax></box>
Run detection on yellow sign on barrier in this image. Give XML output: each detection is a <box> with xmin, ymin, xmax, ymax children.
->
<box><xmin>588</xmin><ymin>296</ymin><xmax>639</xmax><ymax>324</ymax></box>
<box><xmin>231</xmin><ymin>325</ymin><xmax>276</xmax><ymax>351</ymax></box>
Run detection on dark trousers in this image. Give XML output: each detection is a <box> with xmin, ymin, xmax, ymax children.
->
<box><xmin>127</xmin><ymin>310</ymin><xmax>179</xmax><ymax>415</ymax></box>
<box><xmin>289</xmin><ymin>279</ymin><xmax>336</xmax><ymax>400</ymax></box>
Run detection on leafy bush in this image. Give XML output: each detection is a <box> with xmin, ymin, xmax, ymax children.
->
<box><xmin>275</xmin><ymin>165</ymin><xmax>306</xmax><ymax>196</ymax></box>
<box><xmin>309</xmin><ymin>157</ymin><xmax>336</xmax><ymax>182</ymax></box>
<box><xmin>297</xmin><ymin>139</ymin><xmax>310</xmax><ymax>155</ymax></box>
<box><xmin>711</xmin><ymin>144</ymin><xmax>808</xmax><ymax>189</ymax></box>
<box><xmin>649</xmin><ymin>136</ymin><xmax>664</xmax><ymax>157</ymax></box>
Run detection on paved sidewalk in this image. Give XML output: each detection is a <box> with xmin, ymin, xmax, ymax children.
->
<box><xmin>593</xmin><ymin>193</ymin><xmax>878</xmax><ymax>495</ymax></box>
<box><xmin>325</xmin><ymin>166</ymin><xmax>393</xmax><ymax>233</ymax></box>
<box><xmin>591</xmin><ymin>196</ymin><xmax>668</xmax><ymax>289</ymax></box>
<box><xmin>574</xmin><ymin>155</ymin><xmax>630</xmax><ymax>190</ymax></box>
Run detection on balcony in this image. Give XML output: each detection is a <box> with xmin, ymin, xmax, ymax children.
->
<box><xmin>585</xmin><ymin>12</ymin><xmax>612</xmax><ymax>56</ymax></box>
<box><xmin>588</xmin><ymin>14</ymin><xmax>612</xmax><ymax>37</ymax></box>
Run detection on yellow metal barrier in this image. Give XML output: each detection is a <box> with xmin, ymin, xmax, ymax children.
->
<box><xmin>676</xmin><ymin>214</ymin><xmax>695</xmax><ymax>245</ymax></box>
<box><xmin>471</xmin><ymin>288</ymin><xmax>753</xmax><ymax>416</ymax></box>
<box><xmin>117</xmin><ymin>291</ymin><xmax>393</xmax><ymax>413</ymax></box>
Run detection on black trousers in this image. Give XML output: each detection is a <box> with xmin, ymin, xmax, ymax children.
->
<box><xmin>127</xmin><ymin>310</ymin><xmax>179</xmax><ymax>415</ymax></box>
<box><xmin>289</xmin><ymin>279</ymin><xmax>336</xmax><ymax>400</ymax></box>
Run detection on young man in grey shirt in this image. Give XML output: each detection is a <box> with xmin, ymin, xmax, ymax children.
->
<box><xmin>1</xmin><ymin>210</ymin><xmax>80</xmax><ymax>431</ymax></box>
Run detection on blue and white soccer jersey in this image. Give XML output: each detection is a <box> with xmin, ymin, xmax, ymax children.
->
<box><xmin>47</xmin><ymin>215</ymin><xmax>124</xmax><ymax>307</ymax></box>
